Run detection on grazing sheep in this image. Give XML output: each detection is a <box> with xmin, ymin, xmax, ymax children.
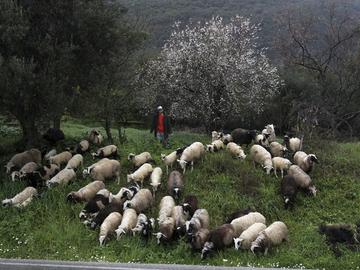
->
<box><xmin>123</xmin><ymin>188</ymin><xmax>153</xmax><ymax>214</ymax></box>
<box><xmin>42</xmin><ymin>128</ymin><xmax>65</xmax><ymax>145</ymax></box>
<box><xmin>250</xmin><ymin>145</ymin><xmax>273</xmax><ymax>174</ymax></box>
<box><xmin>161</xmin><ymin>151</ymin><xmax>178</xmax><ymax>174</ymax></box>
<box><xmin>230</xmin><ymin>212</ymin><xmax>266</xmax><ymax>236</ymax></box>
<box><xmin>86</xmin><ymin>159</ymin><xmax>121</xmax><ymax>184</ymax></box>
<box><xmin>47</xmin><ymin>168</ymin><xmax>76</xmax><ymax>188</ymax></box>
<box><xmin>67</xmin><ymin>181</ymin><xmax>105</xmax><ymax>203</ymax></box>
<box><xmin>206</xmin><ymin>139</ymin><xmax>224</xmax><ymax>153</ymax></box>
<box><xmin>255</xmin><ymin>134</ymin><xmax>270</xmax><ymax>148</ymax></box>
<box><xmin>262</xmin><ymin>124</ymin><xmax>276</xmax><ymax>143</ymax></box>
<box><xmin>294</xmin><ymin>151</ymin><xmax>319</xmax><ymax>173</ymax></box>
<box><xmin>234</xmin><ymin>223</ymin><xmax>267</xmax><ymax>250</ymax></box>
<box><xmin>288</xmin><ymin>165</ymin><xmax>316</xmax><ymax>196</ymax></box>
<box><xmin>115</xmin><ymin>208</ymin><xmax>138</xmax><ymax>239</ymax></box>
<box><xmin>18</xmin><ymin>162</ymin><xmax>41</xmax><ymax>181</ymax></box>
<box><xmin>79</xmin><ymin>189</ymin><xmax>112</xmax><ymax>220</ymax></box>
<box><xmin>167</xmin><ymin>170</ymin><xmax>184</xmax><ymax>200</ymax></box>
<box><xmin>172</xmin><ymin>205</ymin><xmax>188</xmax><ymax>236</ymax></box>
<box><xmin>269</xmin><ymin>142</ymin><xmax>287</xmax><ymax>157</ymax></box>
<box><xmin>2</xmin><ymin>187</ymin><xmax>38</xmax><ymax>208</ymax></box>
<box><xmin>190</xmin><ymin>228</ymin><xmax>210</xmax><ymax>250</ymax></box>
<box><xmin>280</xmin><ymin>175</ymin><xmax>298</xmax><ymax>209</ymax></box>
<box><xmin>186</xmin><ymin>208</ymin><xmax>210</xmax><ymax>235</ymax></box>
<box><xmin>230</xmin><ymin>128</ymin><xmax>257</xmax><ymax>146</ymax></box>
<box><xmin>154</xmin><ymin>216</ymin><xmax>175</xmax><ymax>244</ymax></box>
<box><xmin>65</xmin><ymin>154</ymin><xmax>83</xmax><ymax>171</ymax></box>
<box><xmin>226</xmin><ymin>142</ymin><xmax>246</xmax><ymax>160</ymax></box>
<box><xmin>177</xmin><ymin>142</ymin><xmax>205</xmax><ymax>173</ymax></box>
<box><xmin>272</xmin><ymin>157</ymin><xmax>292</xmax><ymax>178</ymax></box>
<box><xmin>88</xmin><ymin>200</ymin><xmax>123</xmax><ymax>230</ymax></box>
<box><xmin>182</xmin><ymin>195</ymin><xmax>198</xmax><ymax>217</ymax></box>
<box><xmin>88</xmin><ymin>129</ymin><xmax>103</xmax><ymax>145</ymax></box>
<box><xmin>220</xmin><ymin>133</ymin><xmax>233</xmax><ymax>145</ymax></box>
<box><xmin>150</xmin><ymin>167</ymin><xmax>162</xmax><ymax>196</ymax></box>
<box><xmin>131</xmin><ymin>214</ymin><xmax>155</xmax><ymax>239</ymax></box>
<box><xmin>92</xmin><ymin>145</ymin><xmax>118</xmax><ymax>159</ymax></box>
<box><xmin>82</xmin><ymin>158</ymin><xmax>110</xmax><ymax>176</ymax></box>
<box><xmin>251</xmin><ymin>221</ymin><xmax>288</xmax><ymax>255</ymax></box>
<box><xmin>111</xmin><ymin>187</ymin><xmax>136</xmax><ymax>204</ymax></box>
<box><xmin>127</xmin><ymin>163</ymin><xmax>153</xmax><ymax>187</ymax></box>
<box><xmin>44</xmin><ymin>149</ymin><xmax>57</xmax><ymax>161</ymax></box>
<box><xmin>99</xmin><ymin>212</ymin><xmax>122</xmax><ymax>246</ymax></box>
<box><xmin>283</xmin><ymin>135</ymin><xmax>303</xmax><ymax>152</ymax></box>
<box><xmin>37</xmin><ymin>164</ymin><xmax>60</xmax><ymax>182</ymax></box>
<box><xmin>49</xmin><ymin>151</ymin><xmax>72</xmax><ymax>168</ymax></box>
<box><xmin>201</xmin><ymin>224</ymin><xmax>236</xmax><ymax>259</ymax></box>
<box><xmin>224</xmin><ymin>208</ymin><xmax>253</xmax><ymax>224</ymax></box>
<box><xmin>158</xmin><ymin>196</ymin><xmax>176</xmax><ymax>224</ymax></box>
<box><xmin>128</xmin><ymin>152</ymin><xmax>154</xmax><ymax>168</ymax></box>
<box><xmin>5</xmin><ymin>148</ymin><xmax>42</xmax><ymax>174</ymax></box>
<box><xmin>74</xmin><ymin>140</ymin><xmax>90</xmax><ymax>154</ymax></box>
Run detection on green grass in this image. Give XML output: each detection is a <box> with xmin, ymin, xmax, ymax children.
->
<box><xmin>1</xmin><ymin>119</ymin><xmax>360</xmax><ymax>269</ymax></box>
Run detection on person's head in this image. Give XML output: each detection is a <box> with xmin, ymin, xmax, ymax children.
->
<box><xmin>157</xmin><ymin>106</ymin><xmax>163</xmax><ymax>113</ymax></box>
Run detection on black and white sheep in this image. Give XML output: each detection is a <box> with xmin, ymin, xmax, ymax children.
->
<box><xmin>123</xmin><ymin>188</ymin><xmax>153</xmax><ymax>214</ymax></box>
<box><xmin>67</xmin><ymin>181</ymin><xmax>105</xmax><ymax>203</ymax></box>
<box><xmin>2</xmin><ymin>186</ymin><xmax>38</xmax><ymax>208</ymax></box>
<box><xmin>250</xmin><ymin>145</ymin><xmax>273</xmax><ymax>174</ymax></box>
<box><xmin>288</xmin><ymin>165</ymin><xmax>317</xmax><ymax>196</ymax></box>
<box><xmin>206</xmin><ymin>139</ymin><xmax>225</xmax><ymax>153</ymax></box>
<box><xmin>5</xmin><ymin>148</ymin><xmax>42</xmax><ymax>174</ymax></box>
<box><xmin>186</xmin><ymin>208</ymin><xmax>210</xmax><ymax>235</ymax></box>
<box><xmin>255</xmin><ymin>133</ymin><xmax>270</xmax><ymax>148</ymax></box>
<box><xmin>131</xmin><ymin>214</ymin><xmax>155</xmax><ymax>239</ymax></box>
<box><xmin>262</xmin><ymin>124</ymin><xmax>276</xmax><ymax>143</ymax></box>
<box><xmin>99</xmin><ymin>212</ymin><xmax>122</xmax><ymax>246</ymax></box>
<box><xmin>167</xmin><ymin>170</ymin><xmax>184</xmax><ymax>200</ymax></box>
<box><xmin>92</xmin><ymin>145</ymin><xmax>118</xmax><ymax>159</ymax></box>
<box><xmin>79</xmin><ymin>189</ymin><xmax>112</xmax><ymax>220</ymax></box>
<box><xmin>294</xmin><ymin>151</ymin><xmax>319</xmax><ymax>173</ymax></box>
<box><xmin>74</xmin><ymin>140</ymin><xmax>90</xmax><ymax>154</ymax></box>
<box><xmin>190</xmin><ymin>228</ymin><xmax>210</xmax><ymax>251</ymax></box>
<box><xmin>172</xmin><ymin>205</ymin><xmax>188</xmax><ymax>236</ymax></box>
<box><xmin>280</xmin><ymin>175</ymin><xmax>298</xmax><ymax>209</ymax></box>
<box><xmin>182</xmin><ymin>195</ymin><xmax>199</xmax><ymax>217</ymax></box>
<box><xmin>234</xmin><ymin>222</ymin><xmax>267</xmax><ymax>250</ymax></box>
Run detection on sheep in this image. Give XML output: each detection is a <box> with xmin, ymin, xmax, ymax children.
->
<box><xmin>131</xmin><ymin>214</ymin><xmax>155</xmax><ymax>239</ymax></box>
<box><xmin>115</xmin><ymin>208</ymin><xmax>138</xmax><ymax>239</ymax></box>
<box><xmin>74</xmin><ymin>140</ymin><xmax>90</xmax><ymax>154</ymax></box>
<box><xmin>186</xmin><ymin>208</ymin><xmax>210</xmax><ymax>235</ymax></box>
<box><xmin>226</xmin><ymin>142</ymin><xmax>246</xmax><ymax>160</ymax></box>
<box><xmin>250</xmin><ymin>221</ymin><xmax>288</xmax><ymax>255</ymax></box>
<box><xmin>262</xmin><ymin>124</ymin><xmax>276</xmax><ymax>143</ymax></box>
<box><xmin>46</xmin><ymin>168</ymin><xmax>76</xmax><ymax>188</ymax></box>
<box><xmin>67</xmin><ymin>181</ymin><xmax>105</xmax><ymax>203</ymax></box>
<box><xmin>18</xmin><ymin>162</ymin><xmax>41</xmax><ymax>181</ymax></box>
<box><xmin>128</xmin><ymin>152</ymin><xmax>154</xmax><ymax>168</ymax></box>
<box><xmin>211</xmin><ymin>131</ymin><xmax>220</xmax><ymax>142</ymax></box>
<box><xmin>249</xmin><ymin>145</ymin><xmax>273</xmax><ymax>174</ymax></box>
<box><xmin>294</xmin><ymin>151</ymin><xmax>319</xmax><ymax>173</ymax></box>
<box><xmin>85</xmin><ymin>159</ymin><xmax>121</xmax><ymax>184</ymax></box>
<box><xmin>234</xmin><ymin>223</ymin><xmax>267</xmax><ymax>250</ymax></box>
<box><xmin>5</xmin><ymin>148</ymin><xmax>42</xmax><ymax>174</ymax></box>
<box><xmin>42</xmin><ymin>128</ymin><xmax>64</xmax><ymax>145</ymax></box>
<box><xmin>161</xmin><ymin>151</ymin><xmax>178</xmax><ymax>174</ymax></box>
<box><xmin>44</xmin><ymin>149</ymin><xmax>57</xmax><ymax>161</ymax></box>
<box><xmin>272</xmin><ymin>157</ymin><xmax>292</xmax><ymax>178</ymax></box>
<box><xmin>280</xmin><ymin>175</ymin><xmax>298</xmax><ymax>209</ymax></box>
<box><xmin>123</xmin><ymin>188</ymin><xmax>153</xmax><ymax>214</ymax></box>
<box><xmin>2</xmin><ymin>186</ymin><xmax>38</xmax><ymax>208</ymax></box>
<box><xmin>230</xmin><ymin>128</ymin><xmax>257</xmax><ymax>146</ymax></box>
<box><xmin>167</xmin><ymin>170</ymin><xmax>184</xmax><ymax>200</ymax></box>
<box><xmin>220</xmin><ymin>133</ymin><xmax>233</xmax><ymax>145</ymax></box>
<box><xmin>79</xmin><ymin>189</ymin><xmax>112</xmax><ymax>220</ymax></box>
<box><xmin>65</xmin><ymin>154</ymin><xmax>83</xmax><ymax>171</ymax></box>
<box><xmin>288</xmin><ymin>165</ymin><xmax>317</xmax><ymax>196</ymax></box>
<box><xmin>230</xmin><ymin>212</ymin><xmax>266</xmax><ymax>236</ymax></box>
<box><xmin>206</xmin><ymin>139</ymin><xmax>224</xmax><ymax>153</ymax></box>
<box><xmin>127</xmin><ymin>163</ymin><xmax>153</xmax><ymax>187</ymax></box>
<box><xmin>112</xmin><ymin>187</ymin><xmax>137</xmax><ymax>204</ymax></box>
<box><xmin>269</xmin><ymin>142</ymin><xmax>287</xmax><ymax>157</ymax></box>
<box><xmin>88</xmin><ymin>129</ymin><xmax>103</xmax><ymax>145</ymax></box>
<box><xmin>150</xmin><ymin>167</ymin><xmax>162</xmax><ymax>196</ymax></box>
<box><xmin>49</xmin><ymin>151</ymin><xmax>72</xmax><ymax>168</ymax></box>
<box><xmin>283</xmin><ymin>135</ymin><xmax>303</xmax><ymax>152</ymax></box>
<box><xmin>190</xmin><ymin>228</ymin><xmax>210</xmax><ymax>251</ymax></box>
<box><xmin>182</xmin><ymin>195</ymin><xmax>198</xmax><ymax>217</ymax></box>
<box><xmin>224</xmin><ymin>208</ymin><xmax>253</xmax><ymax>224</ymax></box>
<box><xmin>255</xmin><ymin>133</ymin><xmax>270</xmax><ymax>148</ymax></box>
<box><xmin>201</xmin><ymin>224</ymin><xmax>236</xmax><ymax>259</ymax></box>
<box><xmin>154</xmin><ymin>216</ymin><xmax>175</xmax><ymax>244</ymax></box>
<box><xmin>172</xmin><ymin>205</ymin><xmax>188</xmax><ymax>236</ymax></box>
<box><xmin>82</xmin><ymin>158</ymin><xmax>110</xmax><ymax>176</ymax></box>
<box><xmin>99</xmin><ymin>212</ymin><xmax>122</xmax><ymax>246</ymax></box>
<box><xmin>158</xmin><ymin>196</ymin><xmax>175</xmax><ymax>225</ymax></box>
<box><xmin>88</xmin><ymin>200</ymin><xmax>123</xmax><ymax>230</ymax></box>
<box><xmin>177</xmin><ymin>142</ymin><xmax>205</xmax><ymax>173</ymax></box>
<box><xmin>92</xmin><ymin>145</ymin><xmax>118</xmax><ymax>159</ymax></box>
<box><xmin>37</xmin><ymin>164</ymin><xmax>60</xmax><ymax>182</ymax></box>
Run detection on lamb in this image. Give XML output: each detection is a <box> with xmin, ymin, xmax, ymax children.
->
<box><xmin>128</xmin><ymin>152</ymin><xmax>154</xmax><ymax>168</ymax></box>
<box><xmin>226</xmin><ymin>142</ymin><xmax>246</xmax><ymax>160</ymax></box>
<box><xmin>131</xmin><ymin>214</ymin><xmax>155</xmax><ymax>239</ymax></box>
<box><xmin>115</xmin><ymin>208</ymin><xmax>137</xmax><ymax>239</ymax></box>
<box><xmin>283</xmin><ymin>135</ymin><xmax>303</xmax><ymax>152</ymax></box>
<box><xmin>158</xmin><ymin>196</ymin><xmax>175</xmax><ymax>224</ymax></box>
<box><xmin>249</xmin><ymin>145</ymin><xmax>273</xmax><ymax>174</ymax></box>
<box><xmin>5</xmin><ymin>148</ymin><xmax>42</xmax><ymax>174</ymax></box>
<box><xmin>65</xmin><ymin>154</ymin><xmax>83</xmax><ymax>171</ymax></box>
<box><xmin>182</xmin><ymin>195</ymin><xmax>198</xmax><ymax>217</ymax></box>
<box><xmin>230</xmin><ymin>128</ymin><xmax>257</xmax><ymax>146</ymax></box>
<box><xmin>127</xmin><ymin>163</ymin><xmax>153</xmax><ymax>187</ymax></box>
<box><xmin>294</xmin><ymin>151</ymin><xmax>319</xmax><ymax>173</ymax></box>
<box><xmin>206</xmin><ymin>139</ymin><xmax>224</xmax><ymax>153</ymax></box>
<box><xmin>201</xmin><ymin>224</ymin><xmax>236</xmax><ymax>259</ymax></box>
<box><xmin>154</xmin><ymin>216</ymin><xmax>175</xmax><ymax>244</ymax></box>
<box><xmin>186</xmin><ymin>208</ymin><xmax>210</xmax><ymax>235</ymax></box>
<box><xmin>272</xmin><ymin>157</ymin><xmax>292</xmax><ymax>178</ymax></box>
<box><xmin>230</xmin><ymin>212</ymin><xmax>266</xmax><ymax>236</ymax></box>
<box><xmin>255</xmin><ymin>134</ymin><xmax>270</xmax><ymax>148</ymax></box>
<box><xmin>288</xmin><ymin>165</ymin><xmax>317</xmax><ymax>196</ymax></box>
<box><xmin>88</xmin><ymin>129</ymin><xmax>103</xmax><ymax>145</ymax></box>
<box><xmin>47</xmin><ymin>168</ymin><xmax>76</xmax><ymax>188</ymax></box>
<box><xmin>79</xmin><ymin>189</ymin><xmax>112</xmax><ymax>220</ymax></box>
<box><xmin>2</xmin><ymin>186</ymin><xmax>38</xmax><ymax>208</ymax></box>
<box><xmin>167</xmin><ymin>170</ymin><xmax>184</xmax><ymax>200</ymax></box>
<box><xmin>234</xmin><ymin>223</ymin><xmax>267</xmax><ymax>250</ymax></box>
<box><xmin>280</xmin><ymin>175</ymin><xmax>298</xmax><ymax>209</ymax></box>
<box><xmin>190</xmin><ymin>228</ymin><xmax>210</xmax><ymax>250</ymax></box>
<box><xmin>85</xmin><ymin>159</ymin><xmax>121</xmax><ymax>184</ymax></box>
<box><xmin>177</xmin><ymin>142</ymin><xmax>205</xmax><ymax>173</ymax></box>
<box><xmin>67</xmin><ymin>181</ymin><xmax>105</xmax><ymax>203</ymax></box>
<box><xmin>172</xmin><ymin>205</ymin><xmax>188</xmax><ymax>236</ymax></box>
<box><xmin>123</xmin><ymin>188</ymin><xmax>153</xmax><ymax>214</ymax></box>
<box><xmin>99</xmin><ymin>212</ymin><xmax>122</xmax><ymax>246</ymax></box>
<box><xmin>161</xmin><ymin>151</ymin><xmax>178</xmax><ymax>174</ymax></box>
<box><xmin>269</xmin><ymin>142</ymin><xmax>287</xmax><ymax>157</ymax></box>
<box><xmin>44</xmin><ymin>149</ymin><xmax>57</xmax><ymax>161</ymax></box>
<box><xmin>150</xmin><ymin>167</ymin><xmax>162</xmax><ymax>196</ymax></box>
<box><xmin>92</xmin><ymin>145</ymin><xmax>118</xmax><ymax>159</ymax></box>
<box><xmin>49</xmin><ymin>151</ymin><xmax>72</xmax><ymax>168</ymax></box>
<box><xmin>251</xmin><ymin>221</ymin><xmax>288</xmax><ymax>255</ymax></box>
<box><xmin>262</xmin><ymin>124</ymin><xmax>276</xmax><ymax>143</ymax></box>
<box><xmin>74</xmin><ymin>140</ymin><xmax>90</xmax><ymax>154</ymax></box>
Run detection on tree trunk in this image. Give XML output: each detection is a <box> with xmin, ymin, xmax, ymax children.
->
<box><xmin>19</xmin><ymin>117</ymin><xmax>41</xmax><ymax>148</ymax></box>
<box><xmin>53</xmin><ymin>115</ymin><xmax>61</xmax><ymax>129</ymax></box>
<box><xmin>105</xmin><ymin>117</ymin><xmax>113</xmax><ymax>143</ymax></box>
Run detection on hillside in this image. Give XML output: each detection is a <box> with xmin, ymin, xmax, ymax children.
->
<box><xmin>0</xmin><ymin>119</ymin><xmax>360</xmax><ymax>269</ymax></box>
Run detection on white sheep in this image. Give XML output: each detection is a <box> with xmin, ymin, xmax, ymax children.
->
<box><xmin>2</xmin><ymin>187</ymin><xmax>38</xmax><ymax>208</ymax></box>
<box><xmin>234</xmin><ymin>223</ymin><xmax>267</xmax><ymax>250</ymax></box>
<box><xmin>99</xmin><ymin>212</ymin><xmax>122</xmax><ymax>246</ymax></box>
<box><xmin>262</xmin><ymin>124</ymin><xmax>276</xmax><ymax>143</ymax></box>
<box><xmin>154</xmin><ymin>216</ymin><xmax>175</xmax><ymax>244</ymax></box>
<box><xmin>272</xmin><ymin>157</ymin><xmax>292</xmax><ymax>178</ymax></box>
<box><xmin>177</xmin><ymin>142</ymin><xmax>205</xmax><ymax>173</ymax></box>
<box><xmin>158</xmin><ymin>196</ymin><xmax>176</xmax><ymax>224</ymax></box>
<box><xmin>269</xmin><ymin>142</ymin><xmax>287</xmax><ymax>157</ymax></box>
<box><xmin>65</xmin><ymin>154</ymin><xmax>83</xmax><ymax>170</ymax></box>
<box><xmin>211</xmin><ymin>131</ymin><xmax>220</xmax><ymax>142</ymax></box>
<box><xmin>92</xmin><ymin>145</ymin><xmax>118</xmax><ymax>159</ymax></box>
<box><xmin>161</xmin><ymin>151</ymin><xmax>178</xmax><ymax>174</ymax></box>
<box><xmin>230</xmin><ymin>212</ymin><xmax>266</xmax><ymax>236</ymax></box>
<box><xmin>67</xmin><ymin>181</ymin><xmax>105</xmax><ymax>203</ymax></box>
<box><xmin>85</xmin><ymin>159</ymin><xmax>121</xmax><ymax>184</ymax></box>
<box><xmin>186</xmin><ymin>208</ymin><xmax>210</xmax><ymax>234</ymax></box>
<box><xmin>79</xmin><ymin>188</ymin><xmax>112</xmax><ymax>220</ymax></box>
<box><xmin>123</xmin><ymin>188</ymin><xmax>153</xmax><ymax>214</ymax></box>
<box><xmin>5</xmin><ymin>148</ymin><xmax>42</xmax><ymax>174</ymax></box>
<box><xmin>250</xmin><ymin>145</ymin><xmax>273</xmax><ymax>174</ymax></box>
<box><xmin>284</xmin><ymin>136</ymin><xmax>302</xmax><ymax>152</ymax></box>
<box><xmin>226</xmin><ymin>142</ymin><xmax>246</xmax><ymax>160</ymax></box>
<box><xmin>127</xmin><ymin>163</ymin><xmax>153</xmax><ymax>187</ymax></box>
<box><xmin>206</xmin><ymin>139</ymin><xmax>224</xmax><ymax>153</ymax></box>
<box><xmin>47</xmin><ymin>168</ymin><xmax>76</xmax><ymax>188</ymax></box>
<box><xmin>172</xmin><ymin>205</ymin><xmax>187</xmax><ymax>230</ymax></box>
<box><xmin>150</xmin><ymin>167</ymin><xmax>162</xmax><ymax>196</ymax></box>
<box><xmin>294</xmin><ymin>151</ymin><xmax>319</xmax><ymax>173</ymax></box>
<box><xmin>128</xmin><ymin>152</ymin><xmax>153</xmax><ymax>168</ymax></box>
<box><xmin>115</xmin><ymin>208</ymin><xmax>138</xmax><ymax>239</ymax></box>
<box><xmin>88</xmin><ymin>129</ymin><xmax>103</xmax><ymax>145</ymax></box>
<box><xmin>250</xmin><ymin>221</ymin><xmax>288</xmax><ymax>255</ymax></box>
<box><xmin>288</xmin><ymin>165</ymin><xmax>316</xmax><ymax>196</ymax></box>
<box><xmin>49</xmin><ymin>151</ymin><xmax>72</xmax><ymax>167</ymax></box>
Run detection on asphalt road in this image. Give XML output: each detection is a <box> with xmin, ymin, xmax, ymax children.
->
<box><xmin>0</xmin><ymin>259</ymin><xmax>302</xmax><ymax>270</ymax></box>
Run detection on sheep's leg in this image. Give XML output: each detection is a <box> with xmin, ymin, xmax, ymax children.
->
<box><xmin>166</xmin><ymin>165</ymin><xmax>169</xmax><ymax>175</ymax></box>
<box><xmin>191</xmin><ymin>161</ymin><xmax>194</xmax><ymax>172</ymax></box>
<box><xmin>281</xmin><ymin>169</ymin><xmax>284</xmax><ymax>179</ymax></box>
<box><xmin>116</xmin><ymin>174</ymin><xmax>120</xmax><ymax>185</ymax></box>
<box><xmin>264</xmin><ymin>247</ymin><xmax>269</xmax><ymax>256</ymax></box>
<box><xmin>274</xmin><ymin>168</ymin><xmax>278</xmax><ymax>178</ymax></box>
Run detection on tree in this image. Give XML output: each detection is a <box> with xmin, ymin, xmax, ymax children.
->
<box><xmin>136</xmin><ymin>16</ymin><xmax>281</xmax><ymax>131</ymax></box>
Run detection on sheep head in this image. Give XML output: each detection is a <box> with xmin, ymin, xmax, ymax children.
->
<box><xmin>234</xmin><ymin>237</ymin><xmax>243</xmax><ymax>250</ymax></box>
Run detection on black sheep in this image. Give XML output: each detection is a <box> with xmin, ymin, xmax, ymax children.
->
<box><xmin>231</xmin><ymin>128</ymin><xmax>257</xmax><ymax>146</ymax></box>
<box><xmin>42</xmin><ymin>128</ymin><xmax>65</xmax><ymax>145</ymax></box>
<box><xmin>224</xmin><ymin>207</ymin><xmax>252</xmax><ymax>224</ymax></box>
<box><xmin>280</xmin><ymin>175</ymin><xmax>298</xmax><ymax>209</ymax></box>
<box><xmin>182</xmin><ymin>195</ymin><xmax>198</xmax><ymax>218</ymax></box>
<box><xmin>88</xmin><ymin>201</ymin><xmax>123</xmax><ymax>230</ymax></box>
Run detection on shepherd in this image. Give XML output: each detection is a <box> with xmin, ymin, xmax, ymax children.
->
<box><xmin>150</xmin><ymin>106</ymin><xmax>171</xmax><ymax>148</ymax></box>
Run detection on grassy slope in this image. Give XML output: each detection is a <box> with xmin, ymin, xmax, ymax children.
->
<box><xmin>0</xmin><ymin>119</ymin><xmax>360</xmax><ymax>269</ymax></box>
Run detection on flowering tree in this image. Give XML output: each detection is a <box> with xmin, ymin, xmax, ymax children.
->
<box><xmin>136</xmin><ymin>16</ymin><xmax>281</xmax><ymax>130</ymax></box>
